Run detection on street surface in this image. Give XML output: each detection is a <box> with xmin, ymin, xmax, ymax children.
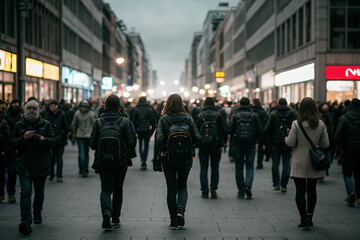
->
<box><xmin>0</xmin><ymin>139</ymin><xmax>360</xmax><ymax>240</ymax></box>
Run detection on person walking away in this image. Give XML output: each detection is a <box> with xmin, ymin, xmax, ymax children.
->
<box><xmin>264</xmin><ymin>98</ymin><xmax>297</xmax><ymax>192</ymax></box>
<box><xmin>132</xmin><ymin>97</ymin><xmax>156</xmax><ymax>170</ymax></box>
<box><xmin>228</xmin><ymin>97</ymin><xmax>263</xmax><ymax>199</ymax></box>
<box><xmin>154</xmin><ymin>93</ymin><xmax>202</xmax><ymax>230</ymax></box>
<box><xmin>43</xmin><ymin>100</ymin><xmax>71</xmax><ymax>182</ymax></box>
<box><xmin>285</xmin><ymin>97</ymin><xmax>329</xmax><ymax>230</ymax></box>
<box><xmin>4</xmin><ymin>98</ymin><xmax>22</xmax><ymax>203</ymax></box>
<box><xmin>251</xmin><ymin>98</ymin><xmax>269</xmax><ymax>169</ymax></box>
<box><xmin>71</xmin><ymin>100</ymin><xmax>95</xmax><ymax>177</ymax></box>
<box><xmin>90</xmin><ymin>95</ymin><xmax>136</xmax><ymax>230</ymax></box>
<box><xmin>11</xmin><ymin>99</ymin><xmax>56</xmax><ymax>234</ymax></box>
<box><xmin>0</xmin><ymin>101</ymin><xmax>11</xmax><ymax>203</ymax></box>
<box><xmin>196</xmin><ymin>97</ymin><xmax>228</xmax><ymax>198</ymax></box>
<box><xmin>334</xmin><ymin>98</ymin><xmax>360</xmax><ymax>207</ymax></box>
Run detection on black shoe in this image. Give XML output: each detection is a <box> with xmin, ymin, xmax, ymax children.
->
<box><xmin>19</xmin><ymin>222</ymin><xmax>32</xmax><ymax>235</ymax></box>
<box><xmin>102</xmin><ymin>212</ymin><xmax>112</xmax><ymax>231</ymax></box>
<box><xmin>176</xmin><ymin>208</ymin><xmax>185</xmax><ymax>227</ymax></box>
<box><xmin>201</xmin><ymin>191</ymin><xmax>209</xmax><ymax>198</ymax></box>
<box><xmin>48</xmin><ymin>175</ymin><xmax>54</xmax><ymax>181</ymax></box>
<box><xmin>237</xmin><ymin>191</ymin><xmax>245</xmax><ymax>199</ymax></box>
<box><xmin>346</xmin><ymin>192</ymin><xmax>356</xmax><ymax>207</ymax></box>
<box><xmin>111</xmin><ymin>219</ymin><xmax>120</xmax><ymax>227</ymax></box>
<box><xmin>210</xmin><ymin>190</ymin><xmax>217</xmax><ymax>199</ymax></box>
<box><xmin>33</xmin><ymin>214</ymin><xmax>42</xmax><ymax>224</ymax></box>
<box><xmin>298</xmin><ymin>220</ymin><xmax>310</xmax><ymax>231</ymax></box>
<box><xmin>245</xmin><ymin>184</ymin><xmax>252</xmax><ymax>199</ymax></box>
<box><xmin>170</xmin><ymin>219</ymin><xmax>179</xmax><ymax>230</ymax></box>
<box><xmin>306</xmin><ymin>214</ymin><xmax>314</xmax><ymax>227</ymax></box>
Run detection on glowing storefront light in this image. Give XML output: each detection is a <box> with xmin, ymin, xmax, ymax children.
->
<box><xmin>275</xmin><ymin>63</ymin><xmax>315</xmax><ymax>86</ymax></box>
<box><xmin>44</xmin><ymin>63</ymin><xmax>59</xmax><ymax>81</ymax></box>
<box><xmin>26</xmin><ymin>58</ymin><xmax>43</xmax><ymax>78</ymax></box>
<box><xmin>102</xmin><ymin>77</ymin><xmax>113</xmax><ymax>90</ymax></box>
<box><xmin>0</xmin><ymin>49</ymin><xmax>17</xmax><ymax>72</ymax></box>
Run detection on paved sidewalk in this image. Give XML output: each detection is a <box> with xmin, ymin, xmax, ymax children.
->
<box><xmin>0</xmin><ymin>140</ymin><xmax>360</xmax><ymax>240</ymax></box>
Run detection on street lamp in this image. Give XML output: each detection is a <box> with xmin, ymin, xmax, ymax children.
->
<box><xmin>199</xmin><ymin>89</ymin><xmax>206</xmax><ymax>95</ymax></box>
<box><xmin>133</xmin><ymin>83</ymin><xmax>140</xmax><ymax>91</ymax></box>
<box><xmin>116</xmin><ymin>57</ymin><xmax>125</xmax><ymax>65</ymax></box>
<box><xmin>192</xmin><ymin>86</ymin><xmax>199</xmax><ymax>93</ymax></box>
<box><xmin>160</xmin><ymin>80</ymin><xmax>165</xmax><ymax>86</ymax></box>
<box><xmin>174</xmin><ymin>80</ymin><xmax>179</xmax><ymax>85</ymax></box>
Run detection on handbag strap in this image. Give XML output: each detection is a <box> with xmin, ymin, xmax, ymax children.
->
<box><xmin>297</xmin><ymin>120</ymin><xmax>316</xmax><ymax>148</ymax></box>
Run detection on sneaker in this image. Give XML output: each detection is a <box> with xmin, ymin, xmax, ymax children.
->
<box><xmin>306</xmin><ymin>214</ymin><xmax>314</xmax><ymax>227</ymax></box>
<box><xmin>33</xmin><ymin>214</ymin><xmax>42</xmax><ymax>224</ymax></box>
<box><xmin>237</xmin><ymin>191</ymin><xmax>245</xmax><ymax>199</ymax></box>
<box><xmin>281</xmin><ymin>187</ymin><xmax>287</xmax><ymax>193</ymax></box>
<box><xmin>8</xmin><ymin>195</ymin><xmax>16</xmax><ymax>203</ymax></box>
<box><xmin>298</xmin><ymin>220</ymin><xmax>310</xmax><ymax>231</ymax></box>
<box><xmin>272</xmin><ymin>185</ymin><xmax>280</xmax><ymax>191</ymax></box>
<box><xmin>210</xmin><ymin>190</ymin><xmax>217</xmax><ymax>199</ymax></box>
<box><xmin>346</xmin><ymin>192</ymin><xmax>356</xmax><ymax>207</ymax></box>
<box><xmin>19</xmin><ymin>222</ymin><xmax>32</xmax><ymax>235</ymax></box>
<box><xmin>169</xmin><ymin>219</ymin><xmax>179</xmax><ymax>230</ymax></box>
<box><xmin>140</xmin><ymin>163</ymin><xmax>147</xmax><ymax>170</ymax></box>
<box><xmin>201</xmin><ymin>191</ymin><xmax>209</xmax><ymax>198</ymax></box>
<box><xmin>48</xmin><ymin>176</ymin><xmax>54</xmax><ymax>181</ymax></box>
<box><xmin>102</xmin><ymin>212</ymin><xmax>112</xmax><ymax>231</ymax></box>
<box><xmin>82</xmin><ymin>173</ymin><xmax>88</xmax><ymax>178</ymax></box>
<box><xmin>111</xmin><ymin>219</ymin><xmax>120</xmax><ymax>227</ymax></box>
<box><xmin>245</xmin><ymin>184</ymin><xmax>252</xmax><ymax>199</ymax></box>
<box><xmin>56</xmin><ymin>177</ymin><xmax>63</xmax><ymax>182</ymax></box>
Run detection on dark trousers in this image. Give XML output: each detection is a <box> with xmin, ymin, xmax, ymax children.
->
<box><xmin>199</xmin><ymin>147</ymin><xmax>221</xmax><ymax>192</ymax></box>
<box><xmin>0</xmin><ymin>152</ymin><xmax>16</xmax><ymax>197</ymax></box>
<box><xmin>271</xmin><ymin>145</ymin><xmax>291</xmax><ymax>188</ymax></box>
<box><xmin>99</xmin><ymin>167</ymin><xmax>128</xmax><ymax>221</ymax></box>
<box><xmin>162</xmin><ymin>164</ymin><xmax>191</xmax><ymax>220</ymax></box>
<box><xmin>341</xmin><ymin>162</ymin><xmax>360</xmax><ymax>196</ymax></box>
<box><xmin>234</xmin><ymin>146</ymin><xmax>256</xmax><ymax>192</ymax></box>
<box><xmin>77</xmin><ymin>138</ymin><xmax>90</xmax><ymax>174</ymax></box>
<box><xmin>256</xmin><ymin>144</ymin><xmax>265</xmax><ymax>167</ymax></box>
<box><xmin>19</xmin><ymin>175</ymin><xmax>46</xmax><ymax>226</ymax></box>
<box><xmin>50</xmin><ymin>145</ymin><xmax>65</xmax><ymax>178</ymax></box>
<box><xmin>138</xmin><ymin>132</ymin><xmax>151</xmax><ymax>164</ymax></box>
<box><xmin>293</xmin><ymin>178</ymin><xmax>318</xmax><ymax>221</ymax></box>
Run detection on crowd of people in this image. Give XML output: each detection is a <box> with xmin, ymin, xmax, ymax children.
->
<box><xmin>0</xmin><ymin>93</ymin><xmax>359</xmax><ymax>234</ymax></box>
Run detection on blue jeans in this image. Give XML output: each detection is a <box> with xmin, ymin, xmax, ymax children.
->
<box><xmin>162</xmin><ymin>164</ymin><xmax>191</xmax><ymax>220</ymax></box>
<box><xmin>19</xmin><ymin>175</ymin><xmax>46</xmax><ymax>226</ymax></box>
<box><xmin>234</xmin><ymin>146</ymin><xmax>256</xmax><ymax>192</ymax></box>
<box><xmin>271</xmin><ymin>145</ymin><xmax>291</xmax><ymax>188</ymax></box>
<box><xmin>342</xmin><ymin>162</ymin><xmax>360</xmax><ymax>195</ymax></box>
<box><xmin>77</xmin><ymin>138</ymin><xmax>90</xmax><ymax>174</ymax></box>
<box><xmin>99</xmin><ymin>167</ymin><xmax>127</xmax><ymax>221</ymax></box>
<box><xmin>199</xmin><ymin>147</ymin><xmax>221</xmax><ymax>192</ymax></box>
<box><xmin>50</xmin><ymin>145</ymin><xmax>65</xmax><ymax>178</ymax></box>
<box><xmin>138</xmin><ymin>132</ymin><xmax>151</xmax><ymax>164</ymax></box>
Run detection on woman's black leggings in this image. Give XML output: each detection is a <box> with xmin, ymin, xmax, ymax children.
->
<box><xmin>293</xmin><ymin>177</ymin><xmax>319</xmax><ymax>220</ymax></box>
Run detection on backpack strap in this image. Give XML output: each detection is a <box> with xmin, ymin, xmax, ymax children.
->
<box><xmin>297</xmin><ymin>120</ymin><xmax>316</xmax><ymax>148</ymax></box>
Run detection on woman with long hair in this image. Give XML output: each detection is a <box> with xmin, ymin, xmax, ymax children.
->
<box><xmin>285</xmin><ymin>97</ymin><xmax>329</xmax><ymax>230</ymax></box>
<box><xmin>155</xmin><ymin>93</ymin><xmax>202</xmax><ymax>230</ymax></box>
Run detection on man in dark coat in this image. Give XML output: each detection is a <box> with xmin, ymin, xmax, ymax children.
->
<box><xmin>0</xmin><ymin>102</ymin><xmax>11</xmax><ymax>203</ymax></box>
<box><xmin>334</xmin><ymin>98</ymin><xmax>360</xmax><ymax>207</ymax></box>
<box><xmin>132</xmin><ymin>97</ymin><xmax>156</xmax><ymax>170</ymax></box>
<box><xmin>42</xmin><ymin>100</ymin><xmax>71</xmax><ymax>182</ymax></box>
<box><xmin>11</xmin><ymin>99</ymin><xmax>56</xmax><ymax>235</ymax></box>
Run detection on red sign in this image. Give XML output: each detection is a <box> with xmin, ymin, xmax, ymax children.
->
<box><xmin>326</xmin><ymin>66</ymin><xmax>360</xmax><ymax>80</ymax></box>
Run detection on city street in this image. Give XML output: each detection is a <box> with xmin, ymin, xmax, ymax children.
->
<box><xmin>0</xmin><ymin>139</ymin><xmax>360</xmax><ymax>240</ymax></box>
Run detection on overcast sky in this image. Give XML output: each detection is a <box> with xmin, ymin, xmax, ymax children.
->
<box><xmin>106</xmin><ymin>0</ymin><xmax>239</xmax><ymax>90</ymax></box>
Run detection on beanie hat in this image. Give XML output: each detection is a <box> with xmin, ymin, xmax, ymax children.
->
<box><xmin>351</xmin><ymin>98</ymin><xmax>360</xmax><ymax>107</ymax></box>
<box><xmin>11</xmin><ymin>98</ymin><xmax>21</xmax><ymax>105</ymax></box>
<box><xmin>49</xmin><ymin>99</ymin><xmax>58</xmax><ymax>106</ymax></box>
<box><xmin>240</xmin><ymin>97</ymin><xmax>250</xmax><ymax>106</ymax></box>
<box><xmin>105</xmin><ymin>94</ymin><xmax>120</xmax><ymax>111</ymax></box>
<box><xmin>204</xmin><ymin>97</ymin><xmax>215</xmax><ymax>106</ymax></box>
<box><xmin>278</xmin><ymin>98</ymin><xmax>288</xmax><ymax>106</ymax></box>
<box><xmin>79</xmin><ymin>100</ymin><xmax>90</xmax><ymax>108</ymax></box>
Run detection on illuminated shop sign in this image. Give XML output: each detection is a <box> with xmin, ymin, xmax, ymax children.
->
<box><xmin>0</xmin><ymin>49</ymin><xmax>17</xmax><ymax>72</ymax></box>
<box><xmin>326</xmin><ymin>66</ymin><xmax>360</xmax><ymax>80</ymax></box>
<box><xmin>26</xmin><ymin>58</ymin><xmax>43</xmax><ymax>77</ymax></box>
<box><xmin>102</xmin><ymin>77</ymin><xmax>113</xmax><ymax>90</ymax></box>
<box><xmin>275</xmin><ymin>63</ymin><xmax>315</xmax><ymax>86</ymax></box>
<box><xmin>62</xmin><ymin>66</ymin><xmax>91</xmax><ymax>89</ymax></box>
<box><xmin>215</xmin><ymin>72</ymin><xmax>225</xmax><ymax>83</ymax></box>
<box><xmin>44</xmin><ymin>63</ymin><xmax>59</xmax><ymax>81</ymax></box>
<box><xmin>261</xmin><ymin>70</ymin><xmax>275</xmax><ymax>89</ymax></box>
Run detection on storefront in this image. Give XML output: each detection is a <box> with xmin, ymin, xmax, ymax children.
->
<box><xmin>275</xmin><ymin>63</ymin><xmax>315</xmax><ymax>104</ymax></box>
<box><xmin>260</xmin><ymin>70</ymin><xmax>275</xmax><ymax>105</ymax></box>
<box><xmin>62</xmin><ymin>66</ymin><xmax>92</xmax><ymax>103</ymax></box>
<box><xmin>0</xmin><ymin>49</ymin><xmax>17</xmax><ymax>102</ymax></box>
<box><xmin>101</xmin><ymin>76</ymin><xmax>113</xmax><ymax>98</ymax></box>
<box><xmin>25</xmin><ymin>58</ymin><xmax>59</xmax><ymax>101</ymax></box>
<box><xmin>326</xmin><ymin>66</ymin><xmax>360</xmax><ymax>102</ymax></box>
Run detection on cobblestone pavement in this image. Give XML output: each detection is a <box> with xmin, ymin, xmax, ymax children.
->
<box><xmin>0</xmin><ymin>139</ymin><xmax>360</xmax><ymax>240</ymax></box>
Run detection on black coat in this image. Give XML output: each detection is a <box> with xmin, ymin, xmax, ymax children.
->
<box><xmin>11</xmin><ymin>117</ymin><xmax>56</xmax><ymax>177</ymax></box>
<box><xmin>0</xmin><ymin>113</ymin><xmax>11</xmax><ymax>152</ymax></box>
<box><xmin>132</xmin><ymin>103</ymin><xmax>157</xmax><ymax>135</ymax></box>
<box><xmin>42</xmin><ymin>109</ymin><xmax>71</xmax><ymax>146</ymax></box>
<box><xmin>196</xmin><ymin>106</ymin><xmax>228</xmax><ymax>148</ymax></box>
<box><xmin>251</xmin><ymin>106</ymin><xmax>269</xmax><ymax>128</ymax></box>
<box><xmin>264</xmin><ymin>106</ymin><xmax>297</xmax><ymax>146</ymax></box>
<box><xmin>4</xmin><ymin>107</ymin><xmax>22</xmax><ymax>131</ymax></box>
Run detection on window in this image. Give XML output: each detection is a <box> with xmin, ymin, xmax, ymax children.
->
<box><xmin>246</xmin><ymin>0</ymin><xmax>274</xmax><ymax>39</ymax></box>
<box><xmin>298</xmin><ymin>7</ymin><xmax>304</xmax><ymax>46</ymax></box>
<box><xmin>246</xmin><ymin>32</ymin><xmax>274</xmax><ymax>66</ymax></box>
<box><xmin>281</xmin><ymin>23</ymin><xmax>285</xmax><ymax>55</ymax></box>
<box><xmin>287</xmin><ymin>19</ymin><xmax>291</xmax><ymax>51</ymax></box>
<box><xmin>306</xmin><ymin>0</ymin><xmax>312</xmax><ymax>43</ymax></box>
<box><xmin>233</xmin><ymin>59</ymin><xmax>245</xmax><ymax>77</ymax></box>
<box><xmin>233</xmin><ymin>31</ymin><xmax>245</xmax><ymax>54</ymax></box>
<box><xmin>348</xmin><ymin>8</ymin><xmax>360</xmax><ymax>48</ymax></box>
<box><xmin>292</xmin><ymin>13</ymin><xmax>297</xmax><ymax>50</ymax></box>
<box><xmin>277</xmin><ymin>0</ymin><xmax>291</xmax><ymax>12</ymax></box>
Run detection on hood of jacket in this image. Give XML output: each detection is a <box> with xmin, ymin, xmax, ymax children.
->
<box><xmin>346</xmin><ymin>106</ymin><xmax>360</xmax><ymax>123</ymax></box>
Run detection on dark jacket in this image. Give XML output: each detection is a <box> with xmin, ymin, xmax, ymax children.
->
<box><xmin>334</xmin><ymin>106</ymin><xmax>360</xmax><ymax>163</ymax></box>
<box><xmin>0</xmin><ymin>113</ymin><xmax>11</xmax><ymax>152</ymax></box>
<box><xmin>11</xmin><ymin>116</ymin><xmax>56</xmax><ymax>177</ymax></box>
<box><xmin>132</xmin><ymin>103</ymin><xmax>157</xmax><ymax>135</ymax></box>
<box><xmin>196</xmin><ymin>106</ymin><xmax>228</xmax><ymax>148</ymax></box>
<box><xmin>228</xmin><ymin>106</ymin><xmax>263</xmax><ymax>147</ymax></box>
<box><xmin>42</xmin><ymin>109</ymin><xmax>71</xmax><ymax>146</ymax></box>
<box><xmin>264</xmin><ymin>106</ymin><xmax>298</xmax><ymax>146</ymax></box>
<box><xmin>90</xmin><ymin>110</ymin><xmax>137</xmax><ymax>170</ymax></box>
<box><xmin>4</xmin><ymin>106</ymin><xmax>22</xmax><ymax>132</ymax></box>
<box><xmin>156</xmin><ymin>112</ymin><xmax>202</xmax><ymax>152</ymax></box>
<box><xmin>251</xmin><ymin>106</ymin><xmax>269</xmax><ymax>128</ymax></box>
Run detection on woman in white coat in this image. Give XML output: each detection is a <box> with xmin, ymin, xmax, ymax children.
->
<box><xmin>285</xmin><ymin>97</ymin><xmax>329</xmax><ymax>230</ymax></box>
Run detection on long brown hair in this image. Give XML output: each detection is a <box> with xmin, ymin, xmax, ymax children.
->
<box><xmin>297</xmin><ymin>97</ymin><xmax>320</xmax><ymax>129</ymax></box>
<box><xmin>161</xmin><ymin>93</ymin><xmax>187</xmax><ymax>115</ymax></box>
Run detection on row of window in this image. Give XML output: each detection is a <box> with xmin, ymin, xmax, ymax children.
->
<box><xmin>0</xmin><ymin>0</ymin><xmax>16</xmax><ymax>38</ymax></box>
<box><xmin>246</xmin><ymin>32</ymin><xmax>275</xmax><ymax>67</ymax></box>
<box><xmin>246</xmin><ymin>0</ymin><xmax>274</xmax><ymax>40</ymax></box>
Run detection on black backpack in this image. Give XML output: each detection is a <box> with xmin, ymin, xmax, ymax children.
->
<box><xmin>277</xmin><ymin>111</ymin><xmax>293</xmax><ymax>142</ymax></box>
<box><xmin>164</xmin><ymin>115</ymin><xmax>193</xmax><ymax>165</ymax></box>
<box><xmin>235</xmin><ymin>113</ymin><xmax>255</xmax><ymax>143</ymax></box>
<box><xmin>199</xmin><ymin>113</ymin><xmax>219</xmax><ymax>146</ymax></box>
<box><xmin>346</xmin><ymin>118</ymin><xmax>360</xmax><ymax>158</ymax></box>
<box><xmin>97</xmin><ymin>117</ymin><xmax>125</xmax><ymax>168</ymax></box>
